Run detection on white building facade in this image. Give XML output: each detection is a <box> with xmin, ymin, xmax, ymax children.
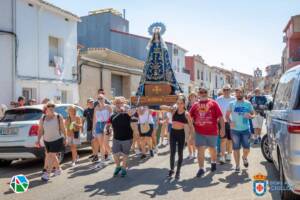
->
<box><xmin>0</xmin><ymin>0</ymin><xmax>80</xmax><ymax>106</ymax></box>
<box><xmin>171</xmin><ymin>44</ymin><xmax>190</xmax><ymax>95</ymax></box>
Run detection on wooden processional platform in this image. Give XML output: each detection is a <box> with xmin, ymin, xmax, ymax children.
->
<box><xmin>130</xmin><ymin>83</ymin><xmax>178</xmax><ymax>106</ymax></box>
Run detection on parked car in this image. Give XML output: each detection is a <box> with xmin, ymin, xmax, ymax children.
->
<box><xmin>261</xmin><ymin>65</ymin><xmax>300</xmax><ymax>199</ymax></box>
<box><xmin>0</xmin><ymin>104</ymin><xmax>88</xmax><ymax>167</ymax></box>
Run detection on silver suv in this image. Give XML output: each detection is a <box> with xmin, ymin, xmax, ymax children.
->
<box><xmin>261</xmin><ymin>65</ymin><xmax>300</xmax><ymax>199</ymax></box>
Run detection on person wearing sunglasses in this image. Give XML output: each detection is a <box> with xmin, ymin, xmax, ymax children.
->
<box><xmin>36</xmin><ymin>102</ymin><xmax>66</xmax><ymax>181</ymax></box>
<box><xmin>189</xmin><ymin>87</ymin><xmax>225</xmax><ymax>178</ymax></box>
<box><xmin>93</xmin><ymin>94</ymin><xmax>112</xmax><ymax>167</ymax></box>
<box><xmin>107</xmin><ymin>97</ymin><xmax>136</xmax><ymax>177</ymax></box>
<box><xmin>216</xmin><ymin>85</ymin><xmax>236</xmax><ymax>164</ymax></box>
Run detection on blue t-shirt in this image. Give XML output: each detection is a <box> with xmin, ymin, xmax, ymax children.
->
<box><xmin>229</xmin><ymin>100</ymin><xmax>254</xmax><ymax>131</ymax></box>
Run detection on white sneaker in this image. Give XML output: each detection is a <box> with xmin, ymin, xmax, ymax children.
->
<box><xmin>225</xmin><ymin>154</ymin><xmax>231</xmax><ymax>162</ymax></box>
<box><xmin>193</xmin><ymin>152</ymin><xmax>196</xmax><ymax>159</ymax></box>
<box><xmin>53</xmin><ymin>169</ymin><xmax>62</xmax><ymax>176</ymax></box>
<box><xmin>135</xmin><ymin>149</ymin><xmax>141</xmax><ymax>155</ymax></box>
<box><xmin>41</xmin><ymin>172</ymin><xmax>50</xmax><ymax>181</ymax></box>
<box><xmin>187</xmin><ymin>155</ymin><xmax>193</xmax><ymax>160</ymax></box>
<box><xmin>94</xmin><ymin>162</ymin><xmax>104</xmax><ymax>169</ymax></box>
<box><xmin>72</xmin><ymin>162</ymin><xmax>76</xmax><ymax>167</ymax></box>
<box><xmin>219</xmin><ymin>156</ymin><xmax>225</xmax><ymax>164</ymax></box>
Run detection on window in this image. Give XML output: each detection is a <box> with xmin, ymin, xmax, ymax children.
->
<box><xmin>1</xmin><ymin>109</ymin><xmax>42</xmax><ymax>122</ymax></box>
<box><xmin>76</xmin><ymin>107</ymin><xmax>83</xmax><ymax>117</ymax></box>
<box><xmin>55</xmin><ymin>106</ymin><xmax>68</xmax><ymax>119</ymax></box>
<box><xmin>201</xmin><ymin>71</ymin><xmax>204</xmax><ymax>81</ymax></box>
<box><xmin>197</xmin><ymin>70</ymin><xmax>200</xmax><ymax>80</ymax></box>
<box><xmin>215</xmin><ymin>75</ymin><xmax>218</xmax><ymax>88</ymax></box>
<box><xmin>177</xmin><ymin>59</ymin><xmax>180</xmax><ymax>72</ymax></box>
<box><xmin>273</xmin><ymin>70</ymin><xmax>297</xmax><ymax>110</ymax></box>
<box><xmin>209</xmin><ymin>72</ymin><xmax>212</xmax><ymax>82</ymax></box>
<box><xmin>22</xmin><ymin>88</ymin><xmax>37</xmax><ymax>101</ymax></box>
<box><xmin>49</xmin><ymin>36</ymin><xmax>61</xmax><ymax>66</ymax></box>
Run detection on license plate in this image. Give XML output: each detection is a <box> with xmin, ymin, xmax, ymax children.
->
<box><xmin>0</xmin><ymin>127</ymin><xmax>18</xmax><ymax>135</ymax></box>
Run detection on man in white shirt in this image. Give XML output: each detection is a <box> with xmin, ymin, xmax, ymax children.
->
<box><xmin>216</xmin><ymin>85</ymin><xmax>235</xmax><ymax>164</ymax></box>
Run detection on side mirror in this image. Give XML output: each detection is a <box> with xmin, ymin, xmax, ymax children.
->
<box><xmin>268</xmin><ymin>101</ymin><xmax>274</xmax><ymax>111</ymax></box>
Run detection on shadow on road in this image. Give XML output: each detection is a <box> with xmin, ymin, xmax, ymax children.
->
<box><xmin>84</xmin><ymin>168</ymin><xmax>170</xmax><ymax>197</ymax></box>
<box><xmin>260</xmin><ymin>161</ymin><xmax>281</xmax><ymax>200</ymax></box>
<box><xmin>218</xmin><ymin>169</ymin><xmax>251</xmax><ymax>188</ymax></box>
<box><xmin>84</xmin><ymin>167</ymin><xmax>222</xmax><ymax>198</ymax></box>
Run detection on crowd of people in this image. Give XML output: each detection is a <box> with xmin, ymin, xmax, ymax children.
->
<box><xmin>21</xmin><ymin>86</ymin><xmax>268</xmax><ymax>182</ymax></box>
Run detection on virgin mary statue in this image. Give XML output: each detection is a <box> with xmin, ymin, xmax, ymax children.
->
<box><xmin>136</xmin><ymin>23</ymin><xmax>183</xmax><ymax>96</ymax></box>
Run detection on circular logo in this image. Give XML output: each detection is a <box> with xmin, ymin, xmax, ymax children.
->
<box><xmin>10</xmin><ymin>174</ymin><xmax>29</xmax><ymax>193</ymax></box>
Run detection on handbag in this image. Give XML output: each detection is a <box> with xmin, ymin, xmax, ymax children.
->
<box><xmin>140</xmin><ymin>112</ymin><xmax>150</xmax><ymax>134</ymax></box>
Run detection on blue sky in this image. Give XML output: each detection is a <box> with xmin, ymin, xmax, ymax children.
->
<box><xmin>48</xmin><ymin>0</ymin><xmax>300</xmax><ymax>75</ymax></box>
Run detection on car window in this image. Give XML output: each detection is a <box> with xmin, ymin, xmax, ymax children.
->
<box><xmin>76</xmin><ymin>107</ymin><xmax>83</xmax><ymax>117</ymax></box>
<box><xmin>0</xmin><ymin>109</ymin><xmax>43</xmax><ymax>122</ymax></box>
<box><xmin>55</xmin><ymin>106</ymin><xmax>68</xmax><ymax>119</ymax></box>
<box><xmin>273</xmin><ymin>70</ymin><xmax>297</xmax><ymax>110</ymax></box>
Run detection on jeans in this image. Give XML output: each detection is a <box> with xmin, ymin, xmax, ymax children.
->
<box><xmin>231</xmin><ymin>129</ymin><xmax>251</xmax><ymax>150</ymax></box>
<box><xmin>170</xmin><ymin>129</ymin><xmax>185</xmax><ymax>173</ymax></box>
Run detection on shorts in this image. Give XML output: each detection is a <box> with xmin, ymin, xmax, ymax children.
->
<box><xmin>195</xmin><ymin>133</ymin><xmax>218</xmax><ymax>147</ymax></box>
<box><xmin>220</xmin><ymin>122</ymin><xmax>231</xmax><ymax>140</ymax></box>
<box><xmin>112</xmin><ymin>139</ymin><xmax>133</xmax><ymax>155</ymax></box>
<box><xmin>67</xmin><ymin>136</ymin><xmax>81</xmax><ymax>145</ymax></box>
<box><xmin>138</xmin><ymin>124</ymin><xmax>154</xmax><ymax>137</ymax></box>
<box><xmin>230</xmin><ymin>129</ymin><xmax>251</xmax><ymax>150</ymax></box>
<box><xmin>87</xmin><ymin>130</ymin><xmax>94</xmax><ymax>142</ymax></box>
<box><xmin>95</xmin><ymin>121</ymin><xmax>106</xmax><ymax>135</ymax></box>
<box><xmin>44</xmin><ymin>138</ymin><xmax>64</xmax><ymax>153</ymax></box>
<box><xmin>252</xmin><ymin>115</ymin><xmax>264</xmax><ymax>129</ymax></box>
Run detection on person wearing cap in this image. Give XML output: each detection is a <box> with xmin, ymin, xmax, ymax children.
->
<box><xmin>189</xmin><ymin>87</ymin><xmax>225</xmax><ymax>178</ymax></box>
<box><xmin>226</xmin><ymin>87</ymin><xmax>255</xmax><ymax>173</ymax></box>
<box><xmin>216</xmin><ymin>85</ymin><xmax>236</xmax><ymax>164</ymax></box>
<box><xmin>106</xmin><ymin>97</ymin><xmax>136</xmax><ymax>177</ymax></box>
<box><xmin>83</xmin><ymin>98</ymin><xmax>98</xmax><ymax>162</ymax></box>
<box><xmin>249</xmin><ymin>88</ymin><xmax>268</xmax><ymax>144</ymax></box>
<box><xmin>36</xmin><ymin>102</ymin><xmax>66</xmax><ymax>181</ymax></box>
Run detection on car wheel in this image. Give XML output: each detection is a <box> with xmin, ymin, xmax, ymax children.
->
<box><xmin>0</xmin><ymin>159</ymin><xmax>12</xmax><ymax>167</ymax></box>
<box><xmin>261</xmin><ymin>134</ymin><xmax>273</xmax><ymax>163</ymax></box>
<box><xmin>56</xmin><ymin>151</ymin><xmax>65</xmax><ymax>164</ymax></box>
<box><xmin>279</xmin><ymin>153</ymin><xmax>300</xmax><ymax>200</ymax></box>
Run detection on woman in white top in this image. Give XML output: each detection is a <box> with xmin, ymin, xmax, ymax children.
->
<box><xmin>137</xmin><ymin>106</ymin><xmax>154</xmax><ymax>159</ymax></box>
<box><xmin>93</xmin><ymin>94</ymin><xmax>112</xmax><ymax>163</ymax></box>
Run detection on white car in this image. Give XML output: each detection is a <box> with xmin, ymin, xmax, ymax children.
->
<box><xmin>0</xmin><ymin>104</ymin><xmax>88</xmax><ymax>167</ymax></box>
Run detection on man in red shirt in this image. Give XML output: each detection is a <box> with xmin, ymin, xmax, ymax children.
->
<box><xmin>190</xmin><ymin>87</ymin><xmax>225</xmax><ymax>177</ymax></box>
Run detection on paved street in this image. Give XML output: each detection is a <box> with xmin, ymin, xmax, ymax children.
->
<box><xmin>0</xmin><ymin>135</ymin><xmax>280</xmax><ymax>200</ymax></box>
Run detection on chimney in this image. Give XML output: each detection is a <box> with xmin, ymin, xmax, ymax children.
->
<box><xmin>123</xmin><ymin>9</ymin><xmax>126</xmax><ymax>19</ymax></box>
